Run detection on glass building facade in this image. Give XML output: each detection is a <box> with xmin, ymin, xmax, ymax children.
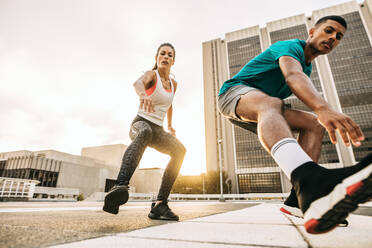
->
<box><xmin>227</xmin><ymin>35</ymin><xmax>283</xmax><ymax>193</ymax></box>
<box><xmin>203</xmin><ymin>1</ymin><xmax>372</xmax><ymax>194</ymax></box>
<box><xmin>270</xmin><ymin>24</ymin><xmax>340</xmax><ymax>165</ymax></box>
<box><xmin>0</xmin><ymin>156</ymin><xmax>61</xmax><ymax>187</ymax></box>
<box><xmin>326</xmin><ymin>11</ymin><xmax>372</xmax><ymax>161</ymax></box>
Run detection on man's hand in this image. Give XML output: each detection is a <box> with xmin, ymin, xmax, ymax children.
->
<box><xmin>139</xmin><ymin>94</ymin><xmax>155</xmax><ymax>113</ymax></box>
<box><xmin>168</xmin><ymin>126</ymin><xmax>176</xmax><ymax>136</ymax></box>
<box><xmin>317</xmin><ymin>108</ymin><xmax>364</xmax><ymax>147</ymax></box>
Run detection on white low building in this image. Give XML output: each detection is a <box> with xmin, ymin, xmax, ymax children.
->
<box><xmin>0</xmin><ymin>144</ymin><xmax>164</xmax><ymax>200</ymax></box>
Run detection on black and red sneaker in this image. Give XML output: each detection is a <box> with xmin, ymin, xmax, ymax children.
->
<box><xmin>291</xmin><ymin>153</ymin><xmax>372</xmax><ymax>234</ymax></box>
<box><xmin>102</xmin><ymin>185</ymin><xmax>129</xmax><ymax>215</ymax></box>
<box><xmin>280</xmin><ymin>188</ymin><xmax>349</xmax><ymax>226</ymax></box>
<box><xmin>148</xmin><ymin>201</ymin><xmax>179</xmax><ymax>221</ymax></box>
<box><xmin>280</xmin><ymin>188</ymin><xmax>304</xmax><ymax>218</ymax></box>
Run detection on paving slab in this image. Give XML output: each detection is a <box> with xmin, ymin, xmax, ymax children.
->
<box><xmin>0</xmin><ymin>201</ymin><xmax>256</xmax><ymax>248</ymax></box>
<box><xmin>49</xmin><ymin>202</ymin><xmax>372</xmax><ymax>248</ymax></box>
<box><xmin>51</xmin><ymin>203</ymin><xmax>308</xmax><ymax>248</ymax></box>
<box><xmin>51</xmin><ymin>236</ymin><xmax>272</xmax><ymax>248</ymax></box>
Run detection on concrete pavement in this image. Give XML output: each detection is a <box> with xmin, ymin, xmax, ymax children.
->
<box><xmin>50</xmin><ymin>202</ymin><xmax>372</xmax><ymax>248</ymax></box>
<box><xmin>0</xmin><ymin>201</ymin><xmax>255</xmax><ymax>248</ymax></box>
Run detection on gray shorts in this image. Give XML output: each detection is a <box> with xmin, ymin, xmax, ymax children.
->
<box><xmin>217</xmin><ymin>84</ymin><xmax>259</xmax><ymax>134</ymax></box>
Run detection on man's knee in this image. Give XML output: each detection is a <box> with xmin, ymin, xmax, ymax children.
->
<box><xmin>310</xmin><ymin>118</ymin><xmax>326</xmax><ymax>136</ymax></box>
<box><xmin>256</xmin><ymin>97</ymin><xmax>284</xmax><ymax>115</ymax></box>
<box><xmin>237</xmin><ymin>93</ymin><xmax>284</xmax><ymax>121</ymax></box>
<box><xmin>297</xmin><ymin>113</ymin><xmax>325</xmax><ymax>136</ymax></box>
<box><xmin>265</xmin><ymin>97</ymin><xmax>284</xmax><ymax>113</ymax></box>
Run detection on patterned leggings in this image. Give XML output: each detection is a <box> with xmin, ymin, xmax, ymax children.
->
<box><xmin>116</xmin><ymin>115</ymin><xmax>186</xmax><ymax>201</ymax></box>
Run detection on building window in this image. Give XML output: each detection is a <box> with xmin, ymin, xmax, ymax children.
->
<box><xmin>327</xmin><ymin>12</ymin><xmax>372</xmax><ymax>161</ymax></box>
<box><xmin>2</xmin><ymin>168</ymin><xmax>59</xmax><ymax>187</ymax></box>
<box><xmin>238</xmin><ymin>172</ymin><xmax>282</xmax><ymax>193</ymax></box>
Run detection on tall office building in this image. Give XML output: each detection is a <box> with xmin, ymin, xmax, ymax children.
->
<box><xmin>202</xmin><ymin>0</ymin><xmax>372</xmax><ymax>193</ymax></box>
<box><xmin>203</xmin><ymin>38</ymin><xmax>237</xmax><ymax>193</ymax></box>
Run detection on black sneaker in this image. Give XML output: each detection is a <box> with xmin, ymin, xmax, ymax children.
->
<box><xmin>280</xmin><ymin>188</ymin><xmax>303</xmax><ymax>218</ymax></box>
<box><xmin>338</xmin><ymin>219</ymin><xmax>349</xmax><ymax>227</ymax></box>
<box><xmin>280</xmin><ymin>188</ymin><xmax>349</xmax><ymax>227</ymax></box>
<box><xmin>103</xmin><ymin>185</ymin><xmax>129</xmax><ymax>215</ymax></box>
<box><xmin>291</xmin><ymin>153</ymin><xmax>372</xmax><ymax>234</ymax></box>
<box><xmin>148</xmin><ymin>201</ymin><xmax>179</xmax><ymax>221</ymax></box>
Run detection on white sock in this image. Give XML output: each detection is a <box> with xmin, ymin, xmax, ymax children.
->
<box><xmin>271</xmin><ymin>138</ymin><xmax>312</xmax><ymax>179</ymax></box>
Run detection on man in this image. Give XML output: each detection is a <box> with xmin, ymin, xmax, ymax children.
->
<box><xmin>218</xmin><ymin>15</ymin><xmax>372</xmax><ymax>234</ymax></box>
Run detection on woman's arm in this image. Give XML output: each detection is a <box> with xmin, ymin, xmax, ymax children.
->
<box><xmin>133</xmin><ymin>71</ymin><xmax>156</xmax><ymax>113</ymax></box>
<box><xmin>167</xmin><ymin>80</ymin><xmax>178</xmax><ymax>136</ymax></box>
<box><xmin>167</xmin><ymin>105</ymin><xmax>176</xmax><ymax>136</ymax></box>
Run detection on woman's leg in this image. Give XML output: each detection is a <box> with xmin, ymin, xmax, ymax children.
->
<box><xmin>147</xmin><ymin>127</ymin><xmax>186</xmax><ymax>220</ymax></box>
<box><xmin>149</xmin><ymin>129</ymin><xmax>186</xmax><ymax>201</ymax></box>
<box><xmin>103</xmin><ymin>118</ymin><xmax>153</xmax><ymax>215</ymax></box>
<box><xmin>116</xmin><ymin>120</ymin><xmax>153</xmax><ymax>185</ymax></box>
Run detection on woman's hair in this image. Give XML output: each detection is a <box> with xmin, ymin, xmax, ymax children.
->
<box><xmin>152</xmin><ymin>43</ymin><xmax>176</xmax><ymax>70</ymax></box>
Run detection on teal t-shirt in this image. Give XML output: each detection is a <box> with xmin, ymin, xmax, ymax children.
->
<box><xmin>219</xmin><ymin>39</ymin><xmax>312</xmax><ymax>99</ymax></box>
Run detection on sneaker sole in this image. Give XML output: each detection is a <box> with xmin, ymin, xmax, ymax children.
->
<box><xmin>339</xmin><ymin>219</ymin><xmax>349</xmax><ymax>227</ymax></box>
<box><xmin>304</xmin><ymin>164</ymin><xmax>372</xmax><ymax>234</ymax></box>
<box><xmin>280</xmin><ymin>205</ymin><xmax>303</xmax><ymax>218</ymax></box>
<box><xmin>148</xmin><ymin>212</ymin><xmax>179</xmax><ymax>221</ymax></box>
<box><xmin>280</xmin><ymin>206</ymin><xmax>348</xmax><ymax>227</ymax></box>
<box><xmin>102</xmin><ymin>187</ymin><xmax>129</xmax><ymax>215</ymax></box>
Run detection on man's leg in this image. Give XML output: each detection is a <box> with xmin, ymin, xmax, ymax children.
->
<box><xmin>235</xmin><ymin>90</ymin><xmax>372</xmax><ymax>234</ymax></box>
<box><xmin>284</xmin><ymin>109</ymin><xmax>324</xmax><ymax>162</ymax></box>
<box><xmin>236</xmin><ymin>91</ymin><xmax>291</xmax><ymax>150</ymax></box>
<box><xmin>236</xmin><ymin>90</ymin><xmax>313</xmax><ymax>177</ymax></box>
<box><xmin>280</xmin><ymin>109</ymin><xmax>324</xmax><ymax>217</ymax></box>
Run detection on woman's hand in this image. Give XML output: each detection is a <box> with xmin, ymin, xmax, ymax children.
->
<box><xmin>140</xmin><ymin>94</ymin><xmax>155</xmax><ymax>113</ymax></box>
<box><xmin>134</xmin><ymin>71</ymin><xmax>156</xmax><ymax>113</ymax></box>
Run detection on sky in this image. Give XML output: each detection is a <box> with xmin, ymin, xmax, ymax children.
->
<box><xmin>0</xmin><ymin>0</ymin><xmax>358</xmax><ymax>175</ymax></box>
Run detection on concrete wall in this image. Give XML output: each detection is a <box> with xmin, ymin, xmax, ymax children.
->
<box><xmin>35</xmin><ymin>150</ymin><xmax>107</xmax><ymax>168</ymax></box>
<box><xmin>202</xmin><ymin>39</ymin><xmax>238</xmax><ymax>193</ymax></box>
<box><xmin>361</xmin><ymin>0</ymin><xmax>372</xmax><ymax>41</ymax></box>
<box><xmin>81</xmin><ymin>144</ymin><xmax>127</xmax><ymax>167</ymax></box>
<box><xmin>202</xmin><ymin>40</ymin><xmax>220</xmax><ymax>173</ymax></box>
<box><xmin>57</xmin><ymin>161</ymin><xmax>118</xmax><ymax>197</ymax></box>
<box><xmin>0</xmin><ymin>150</ymin><xmax>33</xmax><ymax>159</ymax></box>
<box><xmin>130</xmin><ymin>168</ymin><xmax>164</xmax><ymax>193</ymax></box>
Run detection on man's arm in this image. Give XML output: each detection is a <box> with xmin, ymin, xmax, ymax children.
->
<box><xmin>279</xmin><ymin>56</ymin><xmax>364</xmax><ymax>146</ymax></box>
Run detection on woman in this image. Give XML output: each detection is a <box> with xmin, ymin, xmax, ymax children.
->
<box><xmin>103</xmin><ymin>43</ymin><xmax>186</xmax><ymax>221</ymax></box>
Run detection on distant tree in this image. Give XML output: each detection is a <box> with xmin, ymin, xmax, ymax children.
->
<box><xmin>77</xmin><ymin>193</ymin><xmax>84</xmax><ymax>201</ymax></box>
<box><xmin>204</xmin><ymin>169</ymin><xmax>229</xmax><ymax>194</ymax></box>
<box><xmin>171</xmin><ymin>175</ymin><xmax>203</xmax><ymax>194</ymax></box>
<box><xmin>171</xmin><ymin>169</ymin><xmax>228</xmax><ymax>194</ymax></box>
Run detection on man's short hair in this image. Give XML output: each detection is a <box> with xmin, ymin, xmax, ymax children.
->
<box><xmin>315</xmin><ymin>15</ymin><xmax>347</xmax><ymax>29</ymax></box>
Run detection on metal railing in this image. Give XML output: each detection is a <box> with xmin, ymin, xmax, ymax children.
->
<box><xmin>33</xmin><ymin>186</ymin><xmax>79</xmax><ymax>200</ymax></box>
<box><xmin>0</xmin><ymin>177</ymin><xmax>40</xmax><ymax>199</ymax></box>
<box><xmin>127</xmin><ymin>192</ymin><xmax>289</xmax><ymax>202</ymax></box>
